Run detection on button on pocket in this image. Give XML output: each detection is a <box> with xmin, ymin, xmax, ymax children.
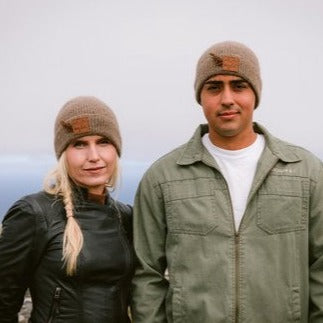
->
<box><xmin>257</xmin><ymin>176</ymin><xmax>309</xmax><ymax>234</ymax></box>
<box><xmin>163</xmin><ymin>178</ymin><xmax>218</xmax><ymax>235</ymax></box>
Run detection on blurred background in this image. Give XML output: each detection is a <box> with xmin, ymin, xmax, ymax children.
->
<box><xmin>1</xmin><ymin>0</ymin><xmax>323</xmax><ymax>218</ymax></box>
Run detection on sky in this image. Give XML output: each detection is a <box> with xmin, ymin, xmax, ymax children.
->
<box><xmin>1</xmin><ymin>0</ymin><xmax>323</xmax><ymax>165</ymax></box>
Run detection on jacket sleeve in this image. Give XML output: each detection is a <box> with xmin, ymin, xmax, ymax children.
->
<box><xmin>131</xmin><ymin>170</ymin><xmax>168</xmax><ymax>323</ymax></box>
<box><xmin>0</xmin><ymin>199</ymin><xmax>38</xmax><ymax>322</ymax></box>
<box><xmin>309</xmin><ymin>161</ymin><xmax>323</xmax><ymax>322</ymax></box>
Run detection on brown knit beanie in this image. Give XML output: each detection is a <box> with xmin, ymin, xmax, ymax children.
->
<box><xmin>54</xmin><ymin>96</ymin><xmax>122</xmax><ymax>159</ymax></box>
<box><xmin>194</xmin><ymin>41</ymin><xmax>262</xmax><ymax>108</ymax></box>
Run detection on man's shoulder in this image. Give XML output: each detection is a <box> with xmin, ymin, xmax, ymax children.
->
<box><xmin>140</xmin><ymin>142</ymin><xmax>190</xmax><ymax>184</ymax></box>
<box><xmin>268</xmin><ymin>135</ymin><xmax>323</xmax><ymax>182</ymax></box>
<box><xmin>146</xmin><ymin>125</ymin><xmax>207</xmax><ymax>173</ymax></box>
<box><xmin>274</xmin><ymin>136</ymin><xmax>321</xmax><ymax>165</ymax></box>
<box><xmin>147</xmin><ymin>145</ymin><xmax>185</xmax><ymax>173</ymax></box>
<box><xmin>256</xmin><ymin>123</ymin><xmax>322</xmax><ymax>167</ymax></box>
<box><xmin>151</xmin><ymin>143</ymin><xmax>187</xmax><ymax>167</ymax></box>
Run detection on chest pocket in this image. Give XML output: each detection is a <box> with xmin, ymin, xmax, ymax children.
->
<box><xmin>163</xmin><ymin>178</ymin><xmax>219</xmax><ymax>235</ymax></box>
<box><xmin>256</xmin><ymin>175</ymin><xmax>309</xmax><ymax>234</ymax></box>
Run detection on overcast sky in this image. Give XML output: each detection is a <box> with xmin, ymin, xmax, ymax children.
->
<box><xmin>1</xmin><ymin>0</ymin><xmax>323</xmax><ymax>164</ymax></box>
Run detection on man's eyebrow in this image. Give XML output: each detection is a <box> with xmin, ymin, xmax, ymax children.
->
<box><xmin>204</xmin><ymin>79</ymin><xmax>246</xmax><ymax>85</ymax></box>
<box><xmin>204</xmin><ymin>80</ymin><xmax>223</xmax><ymax>84</ymax></box>
<box><xmin>230</xmin><ymin>79</ymin><xmax>247</xmax><ymax>83</ymax></box>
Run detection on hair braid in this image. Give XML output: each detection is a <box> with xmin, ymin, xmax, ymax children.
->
<box><xmin>44</xmin><ymin>152</ymin><xmax>84</xmax><ymax>276</ymax></box>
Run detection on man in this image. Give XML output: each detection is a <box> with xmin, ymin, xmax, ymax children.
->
<box><xmin>131</xmin><ymin>41</ymin><xmax>323</xmax><ymax>322</ymax></box>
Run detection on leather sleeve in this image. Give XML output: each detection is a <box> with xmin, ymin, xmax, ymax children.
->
<box><xmin>0</xmin><ymin>199</ymin><xmax>38</xmax><ymax>322</ymax></box>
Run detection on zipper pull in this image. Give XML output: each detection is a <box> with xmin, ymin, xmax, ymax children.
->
<box><xmin>54</xmin><ymin>287</ymin><xmax>61</xmax><ymax>299</ymax></box>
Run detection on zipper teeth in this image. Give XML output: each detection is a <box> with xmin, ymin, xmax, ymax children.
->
<box><xmin>235</xmin><ymin>234</ymin><xmax>240</xmax><ymax>323</ymax></box>
<box><xmin>47</xmin><ymin>287</ymin><xmax>61</xmax><ymax>323</ymax></box>
<box><xmin>222</xmin><ymin>176</ymin><xmax>240</xmax><ymax>323</ymax></box>
<box><xmin>216</xmin><ymin>171</ymin><xmax>242</xmax><ymax>322</ymax></box>
<box><xmin>118</xmin><ymin>220</ymin><xmax>132</xmax><ymax>278</ymax></box>
<box><xmin>117</xmin><ymin>221</ymin><xmax>132</xmax><ymax>316</ymax></box>
<box><xmin>223</xmin><ymin>176</ymin><xmax>240</xmax><ymax>323</ymax></box>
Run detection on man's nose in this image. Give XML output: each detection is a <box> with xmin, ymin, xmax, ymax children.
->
<box><xmin>221</xmin><ymin>86</ymin><xmax>234</xmax><ymax>107</ymax></box>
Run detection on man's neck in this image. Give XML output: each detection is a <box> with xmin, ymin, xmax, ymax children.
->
<box><xmin>208</xmin><ymin>130</ymin><xmax>257</xmax><ymax>150</ymax></box>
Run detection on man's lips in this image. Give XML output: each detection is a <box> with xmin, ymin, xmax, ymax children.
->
<box><xmin>218</xmin><ymin>110</ymin><xmax>240</xmax><ymax>118</ymax></box>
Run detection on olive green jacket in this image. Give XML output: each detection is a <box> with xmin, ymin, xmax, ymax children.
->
<box><xmin>131</xmin><ymin>123</ymin><xmax>323</xmax><ymax>323</ymax></box>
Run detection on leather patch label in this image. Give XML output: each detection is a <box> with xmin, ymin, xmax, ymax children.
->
<box><xmin>69</xmin><ymin>117</ymin><xmax>91</xmax><ymax>134</ymax></box>
<box><xmin>222</xmin><ymin>56</ymin><xmax>240</xmax><ymax>71</ymax></box>
<box><xmin>210</xmin><ymin>54</ymin><xmax>240</xmax><ymax>72</ymax></box>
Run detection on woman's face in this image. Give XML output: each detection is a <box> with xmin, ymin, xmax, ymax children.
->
<box><xmin>65</xmin><ymin>135</ymin><xmax>117</xmax><ymax>195</ymax></box>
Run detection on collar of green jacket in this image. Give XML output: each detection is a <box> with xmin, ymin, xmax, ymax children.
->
<box><xmin>176</xmin><ymin>122</ymin><xmax>302</xmax><ymax>166</ymax></box>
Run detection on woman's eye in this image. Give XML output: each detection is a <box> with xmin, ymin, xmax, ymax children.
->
<box><xmin>98</xmin><ymin>139</ymin><xmax>110</xmax><ymax>146</ymax></box>
<box><xmin>73</xmin><ymin>141</ymin><xmax>85</xmax><ymax>148</ymax></box>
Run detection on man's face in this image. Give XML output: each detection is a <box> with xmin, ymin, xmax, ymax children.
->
<box><xmin>200</xmin><ymin>74</ymin><xmax>256</xmax><ymax>149</ymax></box>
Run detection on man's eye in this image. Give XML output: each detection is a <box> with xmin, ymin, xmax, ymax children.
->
<box><xmin>207</xmin><ymin>85</ymin><xmax>221</xmax><ymax>91</ymax></box>
<box><xmin>233</xmin><ymin>82</ymin><xmax>248</xmax><ymax>90</ymax></box>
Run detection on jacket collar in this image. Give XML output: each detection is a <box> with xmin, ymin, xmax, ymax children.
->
<box><xmin>177</xmin><ymin>122</ymin><xmax>302</xmax><ymax>166</ymax></box>
<box><xmin>176</xmin><ymin>124</ymin><xmax>209</xmax><ymax>166</ymax></box>
<box><xmin>253</xmin><ymin>123</ymin><xmax>301</xmax><ymax>163</ymax></box>
<box><xmin>72</xmin><ymin>185</ymin><xmax>110</xmax><ymax>206</ymax></box>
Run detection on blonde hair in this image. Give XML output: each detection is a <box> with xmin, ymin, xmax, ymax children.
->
<box><xmin>44</xmin><ymin>152</ymin><xmax>119</xmax><ymax>275</ymax></box>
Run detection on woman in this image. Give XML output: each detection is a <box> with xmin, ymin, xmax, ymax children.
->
<box><xmin>0</xmin><ymin>96</ymin><xmax>134</xmax><ymax>322</ymax></box>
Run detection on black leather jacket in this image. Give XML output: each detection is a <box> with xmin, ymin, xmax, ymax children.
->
<box><xmin>0</xmin><ymin>189</ymin><xmax>134</xmax><ymax>323</ymax></box>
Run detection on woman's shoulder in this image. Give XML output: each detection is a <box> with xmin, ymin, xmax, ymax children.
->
<box><xmin>1</xmin><ymin>192</ymin><xmax>53</xmax><ymax>234</ymax></box>
<box><xmin>19</xmin><ymin>191</ymin><xmax>60</xmax><ymax>212</ymax></box>
<box><xmin>4</xmin><ymin>191</ymin><xmax>62</xmax><ymax>225</ymax></box>
<box><xmin>109</xmin><ymin>197</ymin><xmax>132</xmax><ymax>226</ymax></box>
<box><xmin>111</xmin><ymin>198</ymin><xmax>132</xmax><ymax>216</ymax></box>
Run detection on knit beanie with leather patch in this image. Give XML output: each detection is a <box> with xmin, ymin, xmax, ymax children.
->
<box><xmin>194</xmin><ymin>41</ymin><xmax>262</xmax><ymax>108</ymax></box>
<box><xmin>54</xmin><ymin>96</ymin><xmax>122</xmax><ymax>159</ymax></box>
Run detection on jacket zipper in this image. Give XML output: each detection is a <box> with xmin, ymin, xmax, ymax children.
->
<box><xmin>117</xmin><ymin>213</ymin><xmax>132</xmax><ymax>279</ymax></box>
<box><xmin>223</xmin><ymin>174</ymin><xmax>241</xmax><ymax>323</ymax></box>
<box><xmin>116</xmin><ymin>209</ymin><xmax>133</xmax><ymax>316</ymax></box>
<box><xmin>47</xmin><ymin>286</ymin><xmax>61</xmax><ymax>323</ymax></box>
<box><xmin>234</xmin><ymin>233</ymin><xmax>240</xmax><ymax>323</ymax></box>
<box><xmin>212</xmin><ymin>168</ymin><xmax>243</xmax><ymax>322</ymax></box>
<box><xmin>223</xmin><ymin>176</ymin><xmax>240</xmax><ymax>323</ymax></box>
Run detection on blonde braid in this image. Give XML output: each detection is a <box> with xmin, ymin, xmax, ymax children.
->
<box><xmin>61</xmin><ymin>184</ymin><xmax>84</xmax><ymax>276</ymax></box>
<box><xmin>44</xmin><ymin>152</ymin><xmax>84</xmax><ymax>276</ymax></box>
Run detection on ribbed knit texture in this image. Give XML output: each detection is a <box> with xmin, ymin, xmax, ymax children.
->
<box><xmin>194</xmin><ymin>41</ymin><xmax>262</xmax><ymax>108</ymax></box>
<box><xmin>54</xmin><ymin>96</ymin><xmax>121</xmax><ymax>158</ymax></box>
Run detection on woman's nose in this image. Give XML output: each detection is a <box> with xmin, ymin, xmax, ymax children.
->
<box><xmin>87</xmin><ymin>145</ymin><xmax>100</xmax><ymax>161</ymax></box>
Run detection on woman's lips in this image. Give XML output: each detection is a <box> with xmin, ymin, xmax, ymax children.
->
<box><xmin>83</xmin><ymin>166</ymin><xmax>105</xmax><ymax>174</ymax></box>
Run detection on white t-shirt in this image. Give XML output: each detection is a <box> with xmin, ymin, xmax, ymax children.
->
<box><xmin>202</xmin><ymin>133</ymin><xmax>265</xmax><ymax>231</ymax></box>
